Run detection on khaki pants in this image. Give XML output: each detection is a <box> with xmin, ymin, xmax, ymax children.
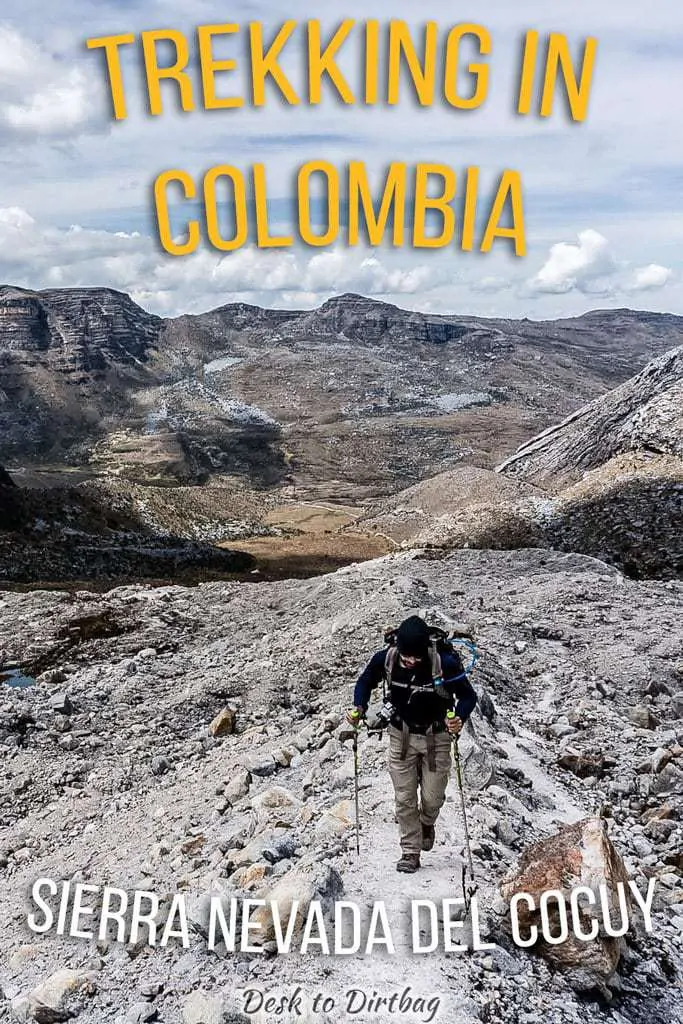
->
<box><xmin>388</xmin><ymin>724</ymin><xmax>452</xmax><ymax>855</ymax></box>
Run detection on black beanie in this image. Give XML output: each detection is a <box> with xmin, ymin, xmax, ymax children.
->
<box><xmin>396</xmin><ymin>615</ymin><xmax>431</xmax><ymax>657</ymax></box>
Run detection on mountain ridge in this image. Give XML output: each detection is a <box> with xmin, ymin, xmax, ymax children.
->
<box><xmin>2</xmin><ymin>286</ymin><xmax>682</xmax><ymax>497</ymax></box>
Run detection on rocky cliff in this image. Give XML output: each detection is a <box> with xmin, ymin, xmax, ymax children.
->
<box><xmin>0</xmin><ymin>286</ymin><xmax>162</xmax><ymax>462</ymax></box>
<box><xmin>497</xmin><ymin>347</ymin><xmax>683</xmax><ymax>488</ymax></box>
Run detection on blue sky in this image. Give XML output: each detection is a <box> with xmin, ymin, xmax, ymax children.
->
<box><xmin>0</xmin><ymin>1</ymin><xmax>681</xmax><ymax>318</ymax></box>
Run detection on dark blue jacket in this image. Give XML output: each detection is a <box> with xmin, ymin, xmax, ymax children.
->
<box><xmin>353</xmin><ymin>647</ymin><xmax>477</xmax><ymax>731</ymax></box>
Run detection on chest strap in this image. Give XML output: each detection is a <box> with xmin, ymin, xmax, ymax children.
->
<box><xmin>384</xmin><ymin>641</ymin><xmax>443</xmax><ymax>696</ymax></box>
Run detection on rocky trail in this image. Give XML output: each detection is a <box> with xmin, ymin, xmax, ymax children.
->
<box><xmin>0</xmin><ymin>549</ymin><xmax>681</xmax><ymax>1024</ymax></box>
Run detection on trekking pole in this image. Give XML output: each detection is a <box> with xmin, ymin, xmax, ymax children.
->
<box><xmin>339</xmin><ymin>711</ymin><xmax>362</xmax><ymax>856</ymax></box>
<box><xmin>447</xmin><ymin>712</ymin><xmax>478</xmax><ymax>911</ymax></box>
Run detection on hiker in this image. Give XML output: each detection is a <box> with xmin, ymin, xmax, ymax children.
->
<box><xmin>347</xmin><ymin>615</ymin><xmax>477</xmax><ymax>873</ymax></box>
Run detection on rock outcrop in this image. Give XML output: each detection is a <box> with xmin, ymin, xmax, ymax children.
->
<box><xmin>498</xmin><ymin>346</ymin><xmax>683</xmax><ymax>488</ymax></box>
<box><xmin>371</xmin><ymin>350</ymin><xmax>683</xmax><ymax>578</ymax></box>
<box><xmin>500</xmin><ymin>818</ymin><xmax>631</xmax><ymax>993</ymax></box>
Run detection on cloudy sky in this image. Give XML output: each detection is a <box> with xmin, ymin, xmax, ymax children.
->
<box><xmin>0</xmin><ymin>0</ymin><xmax>681</xmax><ymax>318</ymax></box>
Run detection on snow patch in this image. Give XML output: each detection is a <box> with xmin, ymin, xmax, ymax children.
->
<box><xmin>203</xmin><ymin>355</ymin><xmax>243</xmax><ymax>374</ymax></box>
<box><xmin>432</xmin><ymin>392</ymin><xmax>492</xmax><ymax>412</ymax></box>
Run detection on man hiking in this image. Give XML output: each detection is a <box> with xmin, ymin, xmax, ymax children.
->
<box><xmin>347</xmin><ymin>615</ymin><xmax>477</xmax><ymax>873</ymax></box>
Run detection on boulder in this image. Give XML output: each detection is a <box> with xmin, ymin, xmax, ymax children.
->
<box><xmin>242</xmin><ymin>752</ymin><xmax>278</xmax><ymax>777</ymax></box>
<box><xmin>208</xmin><ymin>707</ymin><xmax>237</xmax><ymax>738</ymax></box>
<box><xmin>558</xmin><ymin>751</ymin><xmax>605</xmax><ymax>778</ymax></box>
<box><xmin>628</xmin><ymin>706</ymin><xmax>655</xmax><ymax>729</ymax></box>
<box><xmin>224</xmin><ymin>770</ymin><xmax>251</xmax><ymax>802</ymax></box>
<box><xmin>230</xmin><ymin>863</ymin><xmax>271</xmax><ymax>890</ymax></box>
<box><xmin>49</xmin><ymin>693</ymin><xmax>73</xmax><ymax>716</ymax></box>
<box><xmin>250</xmin><ymin>786</ymin><xmax>302</xmax><ymax>830</ymax></box>
<box><xmin>249</xmin><ymin>860</ymin><xmax>343</xmax><ymax>944</ymax></box>
<box><xmin>500</xmin><ymin>817</ymin><xmax>630</xmax><ymax>992</ymax></box>
<box><xmin>651</xmin><ymin>761</ymin><xmax>683</xmax><ymax>796</ymax></box>
<box><xmin>227</xmin><ymin>832</ymin><xmax>297</xmax><ymax>871</ymax></box>
<box><xmin>315</xmin><ymin>800</ymin><xmax>354</xmax><ymax>840</ymax></box>
<box><xmin>22</xmin><ymin>968</ymin><xmax>96</xmax><ymax>1021</ymax></box>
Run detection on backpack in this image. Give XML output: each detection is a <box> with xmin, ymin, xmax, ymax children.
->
<box><xmin>381</xmin><ymin>623</ymin><xmax>477</xmax><ymax>700</ymax></box>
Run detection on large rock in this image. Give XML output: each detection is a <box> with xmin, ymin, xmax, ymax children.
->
<box><xmin>500</xmin><ymin>817</ymin><xmax>630</xmax><ymax>992</ymax></box>
<box><xmin>14</xmin><ymin>968</ymin><xmax>96</xmax><ymax>1022</ymax></box>
<box><xmin>251</xmin><ymin>786</ymin><xmax>302</xmax><ymax>829</ymax></box>
<box><xmin>208</xmin><ymin>707</ymin><xmax>237</xmax><ymax>738</ymax></box>
<box><xmin>249</xmin><ymin>861</ymin><xmax>344</xmax><ymax>945</ymax></box>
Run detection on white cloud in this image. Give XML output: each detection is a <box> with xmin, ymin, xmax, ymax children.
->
<box><xmin>528</xmin><ymin>230</ymin><xmax>618</xmax><ymax>296</ymax></box>
<box><xmin>303</xmin><ymin>252</ymin><xmax>437</xmax><ymax>295</ymax></box>
<box><xmin>525</xmin><ymin>230</ymin><xmax>675</xmax><ymax>300</ymax></box>
<box><xmin>629</xmin><ymin>263</ymin><xmax>673</xmax><ymax>291</ymax></box>
<box><xmin>0</xmin><ymin>25</ymin><xmax>106</xmax><ymax>141</ymax></box>
<box><xmin>472</xmin><ymin>276</ymin><xmax>511</xmax><ymax>294</ymax></box>
<box><xmin>0</xmin><ymin>204</ymin><xmax>676</xmax><ymax>320</ymax></box>
<box><xmin>0</xmin><ymin>205</ymin><xmax>444</xmax><ymax>315</ymax></box>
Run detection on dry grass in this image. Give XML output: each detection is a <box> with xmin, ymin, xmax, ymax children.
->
<box><xmin>220</xmin><ymin>501</ymin><xmax>393</xmax><ymax>577</ymax></box>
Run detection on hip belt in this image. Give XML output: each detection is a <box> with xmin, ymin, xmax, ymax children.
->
<box><xmin>390</xmin><ymin>715</ymin><xmax>448</xmax><ymax>736</ymax></box>
<box><xmin>392</xmin><ymin>718</ymin><xmax>448</xmax><ymax>772</ymax></box>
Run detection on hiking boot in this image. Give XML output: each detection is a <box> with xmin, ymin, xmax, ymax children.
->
<box><xmin>396</xmin><ymin>853</ymin><xmax>421</xmax><ymax>873</ymax></box>
<box><xmin>421</xmin><ymin>823</ymin><xmax>435</xmax><ymax>852</ymax></box>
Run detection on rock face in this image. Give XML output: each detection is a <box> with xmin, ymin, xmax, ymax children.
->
<box><xmin>498</xmin><ymin>346</ymin><xmax>683</xmax><ymax>488</ymax></box>
<box><xmin>500</xmin><ymin>818</ymin><xmax>630</xmax><ymax>992</ymax></box>
<box><xmin>0</xmin><ymin>465</ymin><xmax>15</xmax><ymax>487</ymax></box>
<box><xmin>0</xmin><ymin>286</ymin><xmax>161</xmax><ymax>463</ymax></box>
<box><xmin>0</xmin><ymin>287</ymin><xmax>160</xmax><ymax>361</ymax></box>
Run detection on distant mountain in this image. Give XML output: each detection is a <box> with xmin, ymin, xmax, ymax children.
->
<box><xmin>2</xmin><ymin>287</ymin><xmax>683</xmax><ymax>497</ymax></box>
<box><xmin>0</xmin><ymin>285</ymin><xmax>161</xmax><ymax>462</ymax></box>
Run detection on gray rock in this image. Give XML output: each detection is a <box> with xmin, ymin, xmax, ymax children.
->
<box><xmin>628</xmin><ymin>706</ymin><xmax>655</xmax><ymax>729</ymax></box>
<box><xmin>547</xmin><ymin>722</ymin><xmax>577</xmax><ymax>739</ymax></box>
<box><xmin>126</xmin><ymin>1001</ymin><xmax>159</xmax><ymax>1022</ymax></box>
<box><xmin>150</xmin><ymin>756</ymin><xmax>171</xmax><ymax>776</ymax></box>
<box><xmin>242</xmin><ymin>753</ymin><xmax>278</xmax><ymax>778</ymax></box>
<box><xmin>50</xmin><ymin>693</ymin><xmax>73</xmax><ymax>715</ymax></box>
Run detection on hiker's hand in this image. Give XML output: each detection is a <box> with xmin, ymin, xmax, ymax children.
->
<box><xmin>346</xmin><ymin>707</ymin><xmax>364</xmax><ymax>726</ymax></box>
<box><xmin>446</xmin><ymin>714</ymin><xmax>463</xmax><ymax>735</ymax></box>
